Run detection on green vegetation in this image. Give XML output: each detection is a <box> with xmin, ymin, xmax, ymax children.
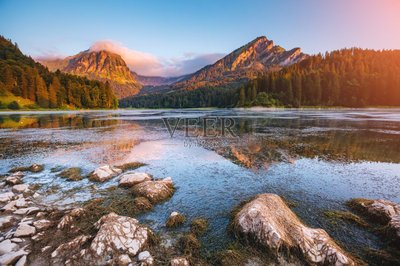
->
<box><xmin>0</xmin><ymin>36</ymin><xmax>117</xmax><ymax>110</ymax></box>
<box><xmin>122</xmin><ymin>48</ymin><xmax>400</xmax><ymax>108</ymax></box>
<box><xmin>115</xmin><ymin>162</ymin><xmax>145</xmax><ymax>172</ymax></box>
<box><xmin>240</xmin><ymin>48</ymin><xmax>400</xmax><ymax>107</ymax></box>
<box><xmin>324</xmin><ymin>210</ymin><xmax>370</xmax><ymax>227</ymax></box>
<box><xmin>190</xmin><ymin>218</ymin><xmax>208</xmax><ymax>236</ymax></box>
<box><xmin>119</xmin><ymin>86</ymin><xmax>239</xmax><ymax>108</ymax></box>
<box><xmin>166</xmin><ymin>213</ymin><xmax>186</xmax><ymax>228</ymax></box>
<box><xmin>57</xmin><ymin>167</ymin><xmax>83</xmax><ymax>181</ymax></box>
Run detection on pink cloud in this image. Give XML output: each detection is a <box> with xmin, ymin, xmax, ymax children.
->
<box><xmin>89</xmin><ymin>40</ymin><xmax>224</xmax><ymax>77</ymax></box>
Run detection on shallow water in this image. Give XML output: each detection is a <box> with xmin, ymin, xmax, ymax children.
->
<box><xmin>1</xmin><ymin>108</ymin><xmax>400</xmax><ymax>261</ymax></box>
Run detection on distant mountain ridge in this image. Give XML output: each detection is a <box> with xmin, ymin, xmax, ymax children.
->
<box><xmin>39</xmin><ymin>36</ymin><xmax>308</xmax><ymax>99</ymax></box>
<box><xmin>172</xmin><ymin>36</ymin><xmax>308</xmax><ymax>90</ymax></box>
<box><xmin>39</xmin><ymin>50</ymin><xmax>142</xmax><ymax>99</ymax></box>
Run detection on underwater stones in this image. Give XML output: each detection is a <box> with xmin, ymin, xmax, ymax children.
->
<box><xmin>88</xmin><ymin>165</ymin><xmax>122</xmax><ymax>182</ymax></box>
<box><xmin>166</xmin><ymin>212</ymin><xmax>186</xmax><ymax>228</ymax></box>
<box><xmin>9</xmin><ymin>164</ymin><xmax>44</xmax><ymax>173</ymax></box>
<box><xmin>133</xmin><ymin>197</ymin><xmax>153</xmax><ymax>212</ymax></box>
<box><xmin>76</xmin><ymin>213</ymin><xmax>151</xmax><ymax>264</ymax></box>
<box><xmin>348</xmin><ymin>198</ymin><xmax>400</xmax><ymax>242</ymax></box>
<box><xmin>232</xmin><ymin>193</ymin><xmax>355</xmax><ymax>265</ymax></box>
<box><xmin>119</xmin><ymin>172</ymin><xmax>151</xmax><ymax>187</ymax></box>
<box><xmin>131</xmin><ymin>177</ymin><xmax>175</xmax><ymax>204</ymax></box>
<box><xmin>57</xmin><ymin>167</ymin><xmax>83</xmax><ymax>181</ymax></box>
<box><xmin>190</xmin><ymin>218</ymin><xmax>208</xmax><ymax>236</ymax></box>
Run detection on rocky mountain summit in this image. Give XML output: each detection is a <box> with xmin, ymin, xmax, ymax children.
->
<box><xmin>173</xmin><ymin>36</ymin><xmax>308</xmax><ymax>90</ymax></box>
<box><xmin>39</xmin><ymin>50</ymin><xmax>142</xmax><ymax>99</ymax></box>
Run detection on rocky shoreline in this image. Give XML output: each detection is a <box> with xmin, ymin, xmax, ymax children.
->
<box><xmin>1</xmin><ymin>163</ymin><xmax>399</xmax><ymax>265</ymax></box>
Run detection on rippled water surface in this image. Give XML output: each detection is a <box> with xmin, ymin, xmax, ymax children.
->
<box><xmin>1</xmin><ymin>108</ymin><xmax>400</xmax><ymax>260</ymax></box>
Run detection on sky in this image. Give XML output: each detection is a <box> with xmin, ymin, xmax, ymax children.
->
<box><xmin>1</xmin><ymin>0</ymin><xmax>400</xmax><ymax>76</ymax></box>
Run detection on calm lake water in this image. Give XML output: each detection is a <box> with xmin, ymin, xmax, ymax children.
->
<box><xmin>1</xmin><ymin>108</ymin><xmax>400</xmax><ymax>261</ymax></box>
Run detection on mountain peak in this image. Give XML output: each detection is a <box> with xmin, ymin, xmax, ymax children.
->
<box><xmin>173</xmin><ymin>36</ymin><xmax>308</xmax><ymax>90</ymax></box>
<box><xmin>39</xmin><ymin>48</ymin><xmax>141</xmax><ymax>99</ymax></box>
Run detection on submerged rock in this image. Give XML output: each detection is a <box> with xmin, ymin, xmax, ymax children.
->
<box><xmin>190</xmin><ymin>218</ymin><xmax>208</xmax><ymax>236</ymax></box>
<box><xmin>88</xmin><ymin>165</ymin><xmax>122</xmax><ymax>182</ymax></box>
<box><xmin>348</xmin><ymin>198</ymin><xmax>400</xmax><ymax>242</ymax></box>
<box><xmin>57</xmin><ymin>167</ymin><xmax>83</xmax><ymax>181</ymax></box>
<box><xmin>9</xmin><ymin>164</ymin><xmax>44</xmax><ymax>173</ymax></box>
<box><xmin>166</xmin><ymin>211</ymin><xmax>186</xmax><ymax>228</ymax></box>
<box><xmin>232</xmin><ymin>193</ymin><xmax>355</xmax><ymax>265</ymax></box>
<box><xmin>133</xmin><ymin>197</ymin><xmax>153</xmax><ymax>212</ymax></box>
<box><xmin>119</xmin><ymin>172</ymin><xmax>151</xmax><ymax>187</ymax></box>
<box><xmin>131</xmin><ymin>177</ymin><xmax>174</xmax><ymax>204</ymax></box>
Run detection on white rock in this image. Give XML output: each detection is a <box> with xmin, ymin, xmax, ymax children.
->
<box><xmin>11</xmin><ymin>238</ymin><xmax>23</xmax><ymax>243</ymax></box>
<box><xmin>42</xmin><ymin>246</ymin><xmax>51</xmax><ymax>253</ymax></box>
<box><xmin>89</xmin><ymin>165</ymin><xmax>122</xmax><ymax>182</ymax></box>
<box><xmin>118</xmin><ymin>254</ymin><xmax>132</xmax><ymax>265</ymax></box>
<box><xmin>15</xmin><ymin>255</ymin><xmax>27</xmax><ymax>266</ymax></box>
<box><xmin>0</xmin><ymin>250</ymin><xmax>28</xmax><ymax>265</ymax></box>
<box><xmin>232</xmin><ymin>194</ymin><xmax>355</xmax><ymax>266</ymax></box>
<box><xmin>138</xmin><ymin>250</ymin><xmax>153</xmax><ymax>265</ymax></box>
<box><xmin>12</xmin><ymin>184</ymin><xmax>30</xmax><ymax>194</ymax></box>
<box><xmin>14</xmin><ymin>224</ymin><xmax>36</xmax><ymax>237</ymax></box>
<box><xmin>131</xmin><ymin>178</ymin><xmax>175</xmax><ymax>203</ymax></box>
<box><xmin>0</xmin><ymin>192</ymin><xmax>15</xmax><ymax>203</ymax></box>
<box><xmin>41</xmin><ymin>245</ymin><xmax>52</xmax><ymax>252</ymax></box>
<box><xmin>33</xmin><ymin>219</ymin><xmax>52</xmax><ymax>231</ymax></box>
<box><xmin>0</xmin><ymin>239</ymin><xmax>19</xmax><ymax>255</ymax></box>
<box><xmin>119</xmin><ymin>172</ymin><xmax>151</xmax><ymax>187</ymax></box>
<box><xmin>77</xmin><ymin>213</ymin><xmax>151</xmax><ymax>264</ymax></box>
<box><xmin>170</xmin><ymin>257</ymin><xmax>190</xmax><ymax>266</ymax></box>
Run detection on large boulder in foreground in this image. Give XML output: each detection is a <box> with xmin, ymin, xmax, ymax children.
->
<box><xmin>88</xmin><ymin>165</ymin><xmax>122</xmax><ymax>182</ymax></box>
<box><xmin>131</xmin><ymin>177</ymin><xmax>174</xmax><ymax>203</ymax></box>
<box><xmin>348</xmin><ymin>198</ymin><xmax>400</xmax><ymax>242</ymax></box>
<box><xmin>69</xmin><ymin>212</ymin><xmax>152</xmax><ymax>265</ymax></box>
<box><xmin>232</xmin><ymin>194</ymin><xmax>355</xmax><ymax>265</ymax></box>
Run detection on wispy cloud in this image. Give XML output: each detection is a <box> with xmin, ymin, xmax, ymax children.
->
<box><xmin>89</xmin><ymin>40</ymin><xmax>224</xmax><ymax>76</ymax></box>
